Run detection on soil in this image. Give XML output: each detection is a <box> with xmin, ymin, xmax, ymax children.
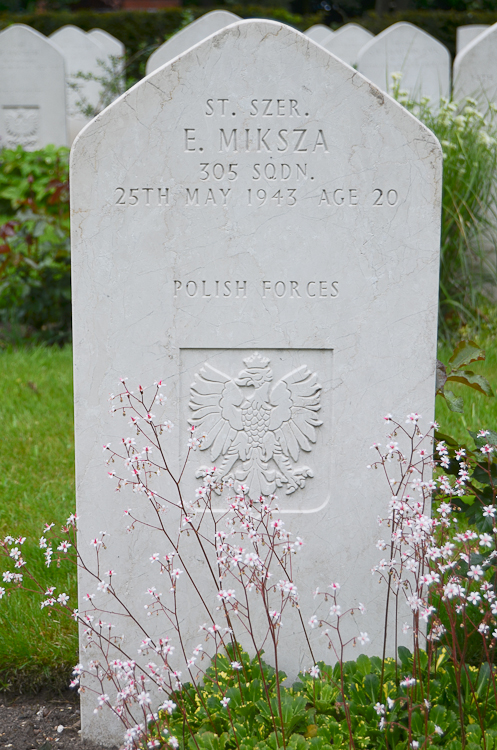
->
<box><xmin>0</xmin><ymin>692</ymin><xmax>120</xmax><ymax>750</ymax></box>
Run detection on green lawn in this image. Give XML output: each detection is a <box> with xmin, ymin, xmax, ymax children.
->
<box><xmin>0</xmin><ymin>346</ymin><xmax>77</xmax><ymax>692</ymax></box>
<box><xmin>0</xmin><ymin>341</ymin><xmax>496</xmax><ymax>693</ymax></box>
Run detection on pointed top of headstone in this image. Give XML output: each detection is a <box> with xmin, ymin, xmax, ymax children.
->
<box><xmin>322</xmin><ymin>23</ymin><xmax>373</xmax><ymax>67</ymax></box>
<box><xmin>453</xmin><ymin>22</ymin><xmax>497</xmax><ymax>108</ymax></box>
<box><xmin>303</xmin><ymin>24</ymin><xmax>334</xmax><ymax>46</ymax></box>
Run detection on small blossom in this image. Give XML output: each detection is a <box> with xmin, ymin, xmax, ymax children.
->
<box><xmin>309</xmin><ymin>665</ymin><xmax>320</xmax><ymax>678</ymax></box>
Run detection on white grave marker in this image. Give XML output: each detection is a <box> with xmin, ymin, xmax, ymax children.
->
<box><xmin>71</xmin><ymin>19</ymin><xmax>441</xmax><ymax>746</ymax></box>
<box><xmin>146</xmin><ymin>10</ymin><xmax>240</xmax><ymax>74</ymax></box>
<box><xmin>453</xmin><ymin>23</ymin><xmax>497</xmax><ymax>109</ymax></box>
<box><xmin>304</xmin><ymin>24</ymin><xmax>334</xmax><ymax>46</ymax></box>
<box><xmin>0</xmin><ymin>24</ymin><xmax>67</xmax><ymax>149</ymax></box>
<box><xmin>322</xmin><ymin>23</ymin><xmax>373</xmax><ymax>67</ymax></box>
<box><xmin>456</xmin><ymin>24</ymin><xmax>489</xmax><ymax>54</ymax></box>
<box><xmin>358</xmin><ymin>22</ymin><xmax>451</xmax><ymax>106</ymax></box>
<box><xmin>50</xmin><ymin>25</ymin><xmax>104</xmax><ymax>144</ymax></box>
<box><xmin>89</xmin><ymin>28</ymin><xmax>125</xmax><ymax>62</ymax></box>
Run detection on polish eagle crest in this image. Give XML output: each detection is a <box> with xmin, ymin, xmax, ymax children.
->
<box><xmin>188</xmin><ymin>352</ymin><xmax>323</xmax><ymax>499</ymax></box>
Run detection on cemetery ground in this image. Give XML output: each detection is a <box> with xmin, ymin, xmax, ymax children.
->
<box><xmin>0</xmin><ymin>336</ymin><xmax>496</xmax><ymax>750</ymax></box>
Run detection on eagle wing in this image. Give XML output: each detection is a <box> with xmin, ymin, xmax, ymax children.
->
<box><xmin>268</xmin><ymin>366</ymin><xmax>322</xmax><ymax>462</ymax></box>
<box><xmin>189</xmin><ymin>364</ymin><xmax>244</xmax><ymax>462</ymax></box>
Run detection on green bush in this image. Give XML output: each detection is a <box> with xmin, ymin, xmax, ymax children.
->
<box><xmin>0</xmin><ymin>145</ymin><xmax>71</xmax><ymax>346</ymax></box>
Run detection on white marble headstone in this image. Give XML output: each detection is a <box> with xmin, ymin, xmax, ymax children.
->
<box><xmin>304</xmin><ymin>24</ymin><xmax>334</xmax><ymax>46</ymax></box>
<box><xmin>145</xmin><ymin>10</ymin><xmax>240</xmax><ymax>74</ymax></box>
<box><xmin>358</xmin><ymin>22</ymin><xmax>451</xmax><ymax>106</ymax></box>
<box><xmin>0</xmin><ymin>24</ymin><xmax>67</xmax><ymax>149</ymax></box>
<box><xmin>322</xmin><ymin>23</ymin><xmax>373</xmax><ymax>67</ymax></box>
<box><xmin>71</xmin><ymin>19</ymin><xmax>441</xmax><ymax>746</ymax></box>
<box><xmin>456</xmin><ymin>24</ymin><xmax>489</xmax><ymax>54</ymax></box>
<box><xmin>453</xmin><ymin>23</ymin><xmax>497</xmax><ymax>108</ymax></box>
<box><xmin>50</xmin><ymin>25</ymin><xmax>104</xmax><ymax>144</ymax></box>
<box><xmin>89</xmin><ymin>28</ymin><xmax>125</xmax><ymax>61</ymax></box>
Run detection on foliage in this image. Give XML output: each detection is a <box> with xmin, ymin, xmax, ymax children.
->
<box><xmin>0</xmin><ymin>145</ymin><xmax>71</xmax><ymax>345</ymax></box>
<box><xmin>390</xmin><ymin>87</ymin><xmax>497</xmax><ymax>339</ymax></box>
<box><xmin>436</xmin><ymin>340</ymin><xmax>493</xmax><ymax>413</ymax></box>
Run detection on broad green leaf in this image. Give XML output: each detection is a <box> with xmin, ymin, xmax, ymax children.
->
<box><xmin>444</xmin><ymin>389</ymin><xmax>464</xmax><ymax>413</ymax></box>
<box><xmin>398</xmin><ymin>646</ymin><xmax>412</xmax><ymax>667</ymax></box>
<box><xmin>355</xmin><ymin>654</ymin><xmax>371</xmax><ymax>677</ymax></box>
<box><xmin>447</xmin><ymin>369</ymin><xmax>493</xmax><ymax>396</ymax></box>
<box><xmin>448</xmin><ymin>340</ymin><xmax>485</xmax><ymax>370</ymax></box>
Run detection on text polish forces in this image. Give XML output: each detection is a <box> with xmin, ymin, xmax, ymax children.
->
<box><xmin>173</xmin><ymin>280</ymin><xmax>339</xmax><ymax>298</ymax></box>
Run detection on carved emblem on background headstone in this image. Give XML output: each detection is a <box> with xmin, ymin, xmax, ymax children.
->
<box><xmin>189</xmin><ymin>352</ymin><xmax>323</xmax><ymax>499</ymax></box>
<box><xmin>3</xmin><ymin>106</ymin><xmax>40</xmax><ymax>149</ymax></box>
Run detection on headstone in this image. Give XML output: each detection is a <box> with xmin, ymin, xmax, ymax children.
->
<box><xmin>322</xmin><ymin>23</ymin><xmax>373</xmax><ymax>67</ymax></box>
<box><xmin>50</xmin><ymin>25</ymin><xmax>104</xmax><ymax>144</ymax></box>
<box><xmin>71</xmin><ymin>19</ymin><xmax>441</xmax><ymax>746</ymax></box>
<box><xmin>456</xmin><ymin>24</ymin><xmax>489</xmax><ymax>54</ymax></box>
<box><xmin>304</xmin><ymin>24</ymin><xmax>334</xmax><ymax>46</ymax></box>
<box><xmin>146</xmin><ymin>10</ymin><xmax>240</xmax><ymax>74</ymax></box>
<box><xmin>358</xmin><ymin>22</ymin><xmax>451</xmax><ymax>106</ymax></box>
<box><xmin>453</xmin><ymin>23</ymin><xmax>497</xmax><ymax>109</ymax></box>
<box><xmin>0</xmin><ymin>25</ymin><xmax>67</xmax><ymax>149</ymax></box>
<box><xmin>88</xmin><ymin>28</ymin><xmax>125</xmax><ymax>62</ymax></box>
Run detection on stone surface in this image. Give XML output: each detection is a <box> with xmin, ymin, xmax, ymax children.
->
<box><xmin>453</xmin><ymin>23</ymin><xmax>497</xmax><ymax>108</ymax></box>
<box><xmin>71</xmin><ymin>19</ymin><xmax>441</xmax><ymax>746</ymax></box>
<box><xmin>146</xmin><ymin>10</ymin><xmax>240</xmax><ymax>74</ymax></box>
<box><xmin>303</xmin><ymin>24</ymin><xmax>334</xmax><ymax>46</ymax></box>
<box><xmin>0</xmin><ymin>24</ymin><xmax>67</xmax><ymax>149</ymax></box>
<box><xmin>456</xmin><ymin>24</ymin><xmax>489</xmax><ymax>54</ymax></box>
<box><xmin>50</xmin><ymin>25</ymin><xmax>104</xmax><ymax>143</ymax></box>
<box><xmin>358</xmin><ymin>22</ymin><xmax>451</xmax><ymax>106</ymax></box>
<box><xmin>322</xmin><ymin>23</ymin><xmax>373</xmax><ymax>67</ymax></box>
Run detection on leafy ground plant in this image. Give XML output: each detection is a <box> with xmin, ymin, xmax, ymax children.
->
<box><xmin>0</xmin><ymin>145</ymin><xmax>71</xmax><ymax>345</ymax></box>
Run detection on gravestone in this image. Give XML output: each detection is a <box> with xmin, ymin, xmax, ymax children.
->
<box><xmin>0</xmin><ymin>25</ymin><xmax>67</xmax><ymax>149</ymax></box>
<box><xmin>358</xmin><ymin>22</ymin><xmax>451</xmax><ymax>106</ymax></box>
<box><xmin>71</xmin><ymin>19</ymin><xmax>442</xmax><ymax>746</ymax></box>
<box><xmin>453</xmin><ymin>23</ymin><xmax>497</xmax><ymax>108</ymax></box>
<box><xmin>146</xmin><ymin>10</ymin><xmax>240</xmax><ymax>74</ymax></box>
<box><xmin>89</xmin><ymin>28</ymin><xmax>125</xmax><ymax>62</ymax></box>
<box><xmin>304</xmin><ymin>24</ymin><xmax>334</xmax><ymax>46</ymax></box>
<box><xmin>322</xmin><ymin>23</ymin><xmax>373</xmax><ymax>67</ymax></box>
<box><xmin>50</xmin><ymin>25</ymin><xmax>104</xmax><ymax>143</ymax></box>
<box><xmin>456</xmin><ymin>24</ymin><xmax>489</xmax><ymax>54</ymax></box>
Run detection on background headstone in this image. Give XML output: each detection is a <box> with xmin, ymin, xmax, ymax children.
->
<box><xmin>304</xmin><ymin>24</ymin><xmax>334</xmax><ymax>46</ymax></box>
<box><xmin>358</xmin><ymin>22</ymin><xmax>451</xmax><ymax>106</ymax></box>
<box><xmin>453</xmin><ymin>23</ymin><xmax>497</xmax><ymax>109</ymax></box>
<box><xmin>146</xmin><ymin>10</ymin><xmax>240</xmax><ymax>74</ymax></box>
<box><xmin>322</xmin><ymin>23</ymin><xmax>373</xmax><ymax>67</ymax></box>
<box><xmin>0</xmin><ymin>24</ymin><xmax>67</xmax><ymax>149</ymax></box>
<box><xmin>50</xmin><ymin>25</ymin><xmax>104</xmax><ymax>144</ymax></box>
<box><xmin>71</xmin><ymin>19</ymin><xmax>441</xmax><ymax>746</ymax></box>
<box><xmin>89</xmin><ymin>28</ymin><xmax>125</xmax><ymax>62</ymax></box>
<box><xmin>456</xmin><ymin>24</ymin><xmax>489</xmax><ymax>54</ymax></box>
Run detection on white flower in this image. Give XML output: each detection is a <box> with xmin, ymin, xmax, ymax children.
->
<box><xmin>309</xmin><ymin>665</ymin><xmax>320</xmax><ymax>678</ymax></box>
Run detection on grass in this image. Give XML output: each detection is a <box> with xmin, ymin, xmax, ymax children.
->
<box><xmin>0</xmin><ymin>345</ymin><xmax>77</xmax><ymax>693</ymax></box>
<box><xmin>0</xmin><ymin>339</ymin><xmax>496</xmax><ymax>694</ymax></box>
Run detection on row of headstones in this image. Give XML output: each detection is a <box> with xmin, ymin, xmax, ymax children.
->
<box><xmin>1</xmin><ymin>13</ymin><xmax>497</xmax><ymax>152</ymax></box>
<box><xmin>0</xmin><ymin>23</ymin><xmax>124</xmax><ymax>149</ymax></box>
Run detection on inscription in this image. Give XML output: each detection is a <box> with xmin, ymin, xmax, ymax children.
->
<box><xmin>115</xmin><ymin>187</ymin><xmax>169</xmax><ymax>205</ymax></box>
<box><xmin>174</xmin><ymin>280</ymin><xmax>339</xmax><ymax>299</ymax></box>
<box><xmin>189</xmin><ymin>351</ymin><xmax>323</xmax><ymax>499</ymax></box>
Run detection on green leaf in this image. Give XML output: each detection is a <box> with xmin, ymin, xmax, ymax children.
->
<box><xmin>397</xmin><ymin>646</ymin><xmax>412</xmax><ymax>668</ymax></box>
<box><xmin>444</xmin><ymin>389</ymin><xmax>464</xmax><ymax>413</ymax></box>
<box><xmin>355</xmin><ymin>654</ymin><xmax>371</xmax><ymax>677</ymax></box>
<box><xmin>448</xmin><ymin>340</ymin><xmax>485</xmax><ymax>370</ymax></box>
<box><xmin>447</xmin><ymin>369</ymin><xmax>493</xmax><ymax>396</ymax></box>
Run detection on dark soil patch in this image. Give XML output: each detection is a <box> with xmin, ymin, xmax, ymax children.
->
<box><xmin>0</xmin><ymin>692</ymin><xmax>120</xmax><ymax>750</ymax></box>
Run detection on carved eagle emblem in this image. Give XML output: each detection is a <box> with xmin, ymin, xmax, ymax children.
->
<box><xmin>189</xmin><ymin>352</ymin><xmax>323</xmax><ymax>500</ymax></box>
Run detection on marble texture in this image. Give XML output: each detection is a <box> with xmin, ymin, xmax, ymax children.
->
<box><xmin>50</xmin><ymin>25</ymin><xmax>104</xmax><ymax>143</ymax></box>
<box><xmin>453</xmin><ymin>23</ymin><xmax>497</xmax><ymax>109</ymax></box>
<box><xmin>358</xmin><ymin>22</ymin><xmax>451</xmax><ymax>106</ymax></box>
<box><xmin>145</xmin><ymin>10</ymin><xmax>240</xmax><ymax>74</ymax></box>
<box><xmin>71</xmin><ymin>19</ymin><xmax>442</xmax><ymax>746</ymax></box>
<box><xmin>0</xmin><ymin>24</ymin><xmax>67</xmax><ymax>149</ymax></box>
<box><xmin>322</xmin><ymin>23</ymin><xmax>373</xmax><ymax>67</ymax></box>
<box><xmin>304</xmin><ymin>24</ymin><xmax>334</xmax><ymax>46</ymax></box>
<box><xmin>456</xmin><ymin>24</ymin><xmax>489</xmax><ymax>54</ymax></box>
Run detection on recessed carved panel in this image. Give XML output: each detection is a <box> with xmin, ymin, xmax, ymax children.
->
<box><xmin>3</xmin><ymin>106</ymin><xmax>39</xmax><ymax>149</ymax></box>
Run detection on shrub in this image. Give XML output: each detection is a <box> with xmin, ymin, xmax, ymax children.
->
<box><xmin>0</xmin><ymin>145</ymin><xmax>71</xmax><ymax>345</ymax></box>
